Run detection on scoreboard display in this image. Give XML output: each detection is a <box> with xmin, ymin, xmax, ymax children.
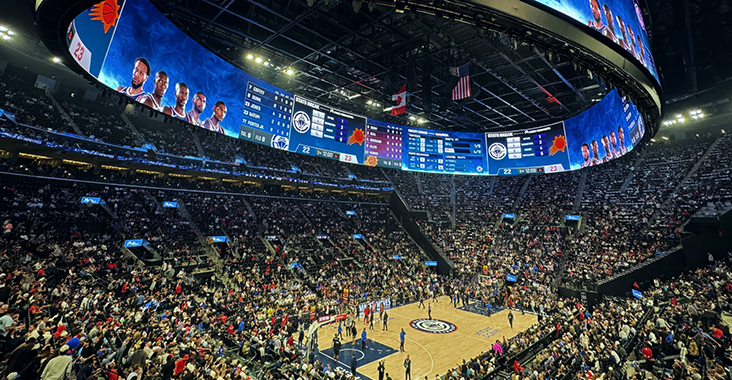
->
<box><xmin>365</xmin><ymin>119</ymin><xmax>403</xmax><ymax>169</ymax></box>
<box><xmin>70</xmin><ymin>0</ymin><xmax>649</xmax><ymax>177</ymax></box>
<box><xmin>485</xmin><ymin>122</ymin><xmax>571</xmax><ymax>176</ymax></box>
<box><xmin>403</xmin><ymin>128</ymin><xmax>487</xmax><ymax>174</ymax></box>
<box><xmin>289</xmin><ymin>96</ymin><xmax>366</xmax><ymax>165</ymax></box>
<box><xmin>239</xmin><ymin>81</ymin><xmax>294</xmax><ymax>149</ymax></box>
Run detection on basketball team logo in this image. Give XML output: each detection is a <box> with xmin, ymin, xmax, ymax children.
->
<box><xmin>489</xmin><ymin>143</ymin><xmax>507</xmax><ymax>160</ymax></box>
<box><xmin>292</xmin><ymin>111</ymin><xmax>311</xmax><ymax>134</ymax></box>
<box><xmin>89</xmin><ymin>0</ymin><xmax>121</xmax><ymax>33</ymax></box>
<box><xmin>271</xmin><ymin>135</ymin><xmax>289</xmax><ymax>150</ymax></box>
<box><xmin>409</xmin><ymin>319</ymin><xmax>457</xmax><ymax>334</ymax></box>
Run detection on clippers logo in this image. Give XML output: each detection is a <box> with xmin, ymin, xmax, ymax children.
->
<box><xmin>489</xmin><ymin>143</ymin><xmax>507</xmax><ymax>160</ymax></box>
<box><xmin>409</xmin><ymin>319</ymin><xmax>457</xmax><ymax>334</ymax></box>
<box><xmin>292</xmin><ymin>111</ymin><xmax>311</xmax><ymax>134</ymax></box>
<box><xmin>271</xmin><ymin>135</ymin><xmax>289</xmax><ymax>150</ymax></box>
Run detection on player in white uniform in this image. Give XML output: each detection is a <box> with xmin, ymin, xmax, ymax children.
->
<box><xmin>138</xmin><ymin>71</ymin><xmax>169</xmax><ymax>113</ymax></box>
<box><xmin>185</xmin><ymin>92</ymin><xmax>206</xmax><ymax>127</ymax></box>
<box><xmin>609</xmin><ymin>131</ymin><xmax>622</xmax><ymax>158</ymax></box>
<box><xmin>580</xmin><ymin>143</ymin><xmax>593</xmax><ymax>169</ymax></box>
<box><xmin>201</xmin><ymin>101</ymin><xmax>227</xmax><ymax>134</ymax></box>
<box><xmin>116</xmin><ymin>58</ymin><xmax>150</xmax><ymax>101</ymax></box>
<box><xmin>587</xmin><ymin>0</ymin><xmax>611</xmax><ymax>37</ymax></box>
<box><xmin>617</xmin><ymin>125</ymin><xmax>629</xmax><ymax>155</ymax></box>
<box><xmin>163</xmin><ymin>82</ymin><xmax>189</xmax><ymax>121</ymax></box>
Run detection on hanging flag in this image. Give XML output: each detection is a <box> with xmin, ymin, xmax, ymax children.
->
<box><xmin>451</xmin><ymin>63</ymin><xmax>471</xmax><ymax>100</ymax></box>
<box><xmin>391</xmin><ymin>84</ymin><xmax>407</xmax><ymax>116</ymax></box>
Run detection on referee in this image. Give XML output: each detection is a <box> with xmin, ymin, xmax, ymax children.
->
<box><xmin>404</xmin><ymin>354</ymin><xmax>412</xmax><ymax>380</ymax></box>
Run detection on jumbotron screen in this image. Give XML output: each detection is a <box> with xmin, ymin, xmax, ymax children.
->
<box><xmin>66</xmin><ymin>0</ymin><xmax>647</xmax><ymax>176</ymax></box>
<box><xmin>528</xmin><ymin>0</ymin><xmax>658</xmax><ymax>83</ymax></box>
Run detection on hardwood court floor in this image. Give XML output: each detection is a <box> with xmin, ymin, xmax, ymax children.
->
<box><xmin>317</xmin><ymin>296</ymin><xmax>537</xmax><ymax>380</ymax></box>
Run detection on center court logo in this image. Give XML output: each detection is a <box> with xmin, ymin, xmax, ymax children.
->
<box><xmin>409</xmin><ymin>319</ymin><xmax>457</xmax><ymax>334</ymax></box>
<box><xmin>489</xmin><ymin>143</ymin><xmax>507</xmax><ymax>160</ymax></box>
<box><xmin>292</xmin><ymin>111</ymin><xmax>311</xmax><ymax>134</ymax></box>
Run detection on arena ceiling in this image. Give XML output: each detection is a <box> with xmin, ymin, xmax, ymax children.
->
<box><xmin>151</xmin><ymin>0</ymin><xmax>608</xmax><ymax>132</ymax></box>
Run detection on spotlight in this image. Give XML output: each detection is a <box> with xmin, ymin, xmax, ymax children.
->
<box><xmin>1</xmin><ymin>35</ymin><xmax>10</xmax><ymax>41</ymax></box>
<box><xmin>6</xmin><ymin>30</ymin><xmax>14</xmax><ymax>36</ymax></box>
<box><xmin>0</xmin><ymin>26</ymin><xmax>6</xmax><ymax>32</ymax></box>
<box><xmin>246</xmin><ymin>54</ymin><xmax>254</xmax><ymax>60</ymax></box>
<box><xmin>367</xmin><ymin>100</ymin><xmax>373</xmax><ymax>105</ymax></box>
<box><xmin>264</xmin><ymin>61</ymin><xmax>270</xmax><ymax>66</ymax></box>
<box><xmin>285</xmin><ymin>68</ymin><xmax>294</xmax><ymax>75</ymax></box>
<box><xmin>409</xmin><ymin>116</ymin><xmax>416</xmax><ymax>121</ymax></box>
<box><xmin>255</xmin><ymin>57</ymin><xmax>263</xmax><ymax>63</ymax></box>
<box><xmin>52</xmin><ymin>57</ymin><xmax>61</xmax><ymax>63</ymax></box>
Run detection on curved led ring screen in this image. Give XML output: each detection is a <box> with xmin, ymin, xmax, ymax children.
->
<box><xmin>67</xmin><ymin>0</ymin><xmax>647</xmax><ymax>176</ymax></box>
<box><xmin>527</xmin><ymin>0</ymin><xmax>658</xmax><ymax>83</ymax></box>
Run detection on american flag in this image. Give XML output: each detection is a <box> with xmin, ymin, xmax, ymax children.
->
<box><xmin>451</xmin><ymin>63</ymin><xmax>471</xmax><ymax>100</ymax></box>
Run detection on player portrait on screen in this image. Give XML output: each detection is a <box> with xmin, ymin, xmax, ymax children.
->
<box><xmin>635</xmin><ymin>34</ymin><xmax>647</xmax><ymax>66</ymax></box>
<box><xmin>609</xmin><ymin>131</ymin><xmax>621</xmax><ymax>158</ymax></box>
<box><xmin>202</xmin><ymin>101</ymin><xmax>227</xmax><ymax>134</ymax></box>
<box><xmin>138</xmin><ymin>71</ymin><xmax>169</xmax><ymax>112</ymax></box>
<box><xmin>601</xmin><ymin>5</ymin><xmax>619</xmax><ymax>43</ymax></box>
<box><xmin>116</xmin><ymin>57</ymin><xmax>150</xmax><ymax>100</ymax></box>
<box><xmin>185</xmin><ymin>92</ymin><xmax>206</xmax><ymax>127</ymax></box>
<box><xmin>163</xmin><ymin>82</ymin><xmax>189</xmax><ymax>121</ymax></box>
<box><xmin>601</xmin><ymin>135</ymin><xmax>614</xmax><ymax>162</ymax></box>
<box><xmin>580</xmin><ymin>143</ymin><xmax>593</xmax><ymax>168</ymax></box>
<box><xmin>625</xmin><ymin>24</ymin><xmax>638</xmax><ymax>60</ymax></box>
<box><xmin>587</xmin><ymin>0</ymin><xmax>611</xmax><ymax>37</ymax></box>
<box><xmin>617</xmin><ymin>125</ymin><xmax>629</xmax><ymax>155</ymax></box>
<box><xmin>615</xmin><ymin>15</ymin><xmax>631</xmax><ymax>51</ymax></box>
<box><xmin>590</xmin><ymin>139</ymin><xmax>602</xmax><ymax>166</ymax></box>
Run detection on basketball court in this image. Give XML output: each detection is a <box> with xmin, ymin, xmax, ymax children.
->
<box><xmin>315</xmin><ymin>296</ymin><xmax>538</xmax><ymax>380</ymax></box>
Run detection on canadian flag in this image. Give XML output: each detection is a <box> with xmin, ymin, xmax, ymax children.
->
<box><xmin>391</xmin><ymin>84</ymin><xmax>406</xmax><ymax>116</ymax></box>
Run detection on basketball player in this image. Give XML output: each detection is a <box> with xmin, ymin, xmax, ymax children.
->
<box><xmin>427</xmin><ymin>303</ymin><xmax>432</xmax><ymax>320</ymax></box>
<box><xmin>635</xmin><ymin>34</ymin><xmax>647</xmax><ymax>66</ymax></box>
<box><xmin>590</xmin><ymin>140</ymin><xmax>602</xmax><ymax>166</ymax></box>
<box><xmin>617</xmin><ymin>125</ymin><xmax>629</xmax><ymax>155</ymax></box>
<box><xmin>601</xmin><ymin>4</ymin><xmax>619</xmax><ymax>43</ymax></box>
<box><xmin>625</xmin><ymin>25</ymin><xmax>638</xmax><ymax>59</ymax></box>
<box><xmin>601</xmin><ymin>135</ymin><xmax>614</xmax><ymax>163</ymax></box>
<box><xmin>587</xmin><ymin>0</ymin><xmax>610</xmax><ymax>37</ymax></box>
<box><xmin>164</xmin><ymin>82</ymin><xmax>189</xmax><ymax>121</ymax></box>
<box><xmin>615</xmin><ymin>15</ymin><xmax>631</xmax><ymax>51</ymax></box>
<box><xmin>138</xmin><ymin>71</ymin><xmax>169</xmax><ymax>112</ymax></box>
<box><xmin>609</xmin><ymin>131</ymin><xmax>621</xmax><ymax>158</ymax></box>
<box><xmin>116</xmin><ymin>58</ymin><xmax>150</xmax><ymax>100</ymax></box>
<box><xmin>580</xmin><ymin>143</ymin><xmax>592</xmax><ymax>169</ymax></box>
<box><xmin>202</xmin><ymin>101</ymin><xmax>227</xmax><ymax>134</ymax></box>
<box><xmin>185</xmin><ymin>92</ymin><xmax>207</xmax><ymax>127</ymax></box>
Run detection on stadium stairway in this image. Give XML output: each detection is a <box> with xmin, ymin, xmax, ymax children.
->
<box><xmin>119</xmin><ymin>112</ymin><xmax>149</xmax><ymax>146</ymax></box>
<box><xmin>45</xmin><ymin>91</ymin><xmax>85</xmax><ymax>136</ymax></box>
<box><xmin>512</xmin><ymin>174</ymin><xmax>533</xmax><ymax>211</ymax></box>
<box><xmin>647</xmin><ymin>135</ymin><xmax>723</xmax><ymax>227</ymax></box>
<box><xmin>620</xmin><ymin>150</ymin><xmax>645</xmax><ymax>192</ymax></box>
<box><xmin>572</xmin><ymin>169</ymin><xmax>588</xmax><ymax>212</ymax></box>
<box><xmin>191</xmin><ymin>130</ymin><xmax>206</xmax><ymax>158</ymax></box>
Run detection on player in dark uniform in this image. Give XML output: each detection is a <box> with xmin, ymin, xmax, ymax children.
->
<box><xmin>201</xmin><ymin>101</ymin><xmax>227</xmax><ymax>134</ymax></box>
<box><xmin>602</xmin><ymin>5</ymin><xmax>619</xmax><ymax>43</ymax></box>
<box><xmin>185</xmin><ymin>92</ymin><xmax>207</xmax><ymax>127</ymax></box>
<box><xmin>138</xmin><ymin>71</ymin><xmax>168</xmax><ymax>112</ymax></box>
<box><xmin>587</xmin><ymin>0</ymin><xmax>611</xmax><ymax>37</ymax></box>
<box><xmin>116</xmin><ymin>57</ymin><xmax>150</xmax><ymax>101</ymax></box>
<box><xmin>590</xmin><ymin>140</ymin><xmax>602</xmax><ymax>166</ymax></box>
<box><xmin>163</xmin><ymin>82</ymin><xmax>189</xmax><ymax>121</ymax></box>
<box><xmin>617</xmin><ymin>125</ymin><xmax>629</xmax><ymax>155</ymax></box>
<box><xmin>601</xmin><ymin>135</ymin><xmax>614</xmax><ymax>163</ymax></box>
<box><xmin>609</xmin><ymin>131</ymin><xmax>621</xmax><ymax>158</ymax></box>
<box><xmin>580</xmin><ymin>143</ymin><xmax>592</xmax><ymax>169</ymax></box>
